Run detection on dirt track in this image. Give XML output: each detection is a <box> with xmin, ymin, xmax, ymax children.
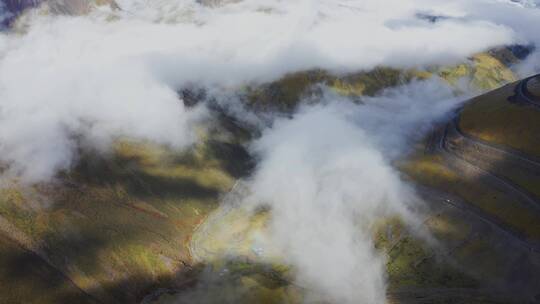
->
<box><xmin>424</xmin><ymin>102</ymin><xmax>540</xmax><ymax>252</ymax></box>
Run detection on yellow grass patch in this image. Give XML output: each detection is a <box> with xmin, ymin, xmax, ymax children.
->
<box><xmin>402</xmin><ymin>152</ymin><xmax>540</xmax><ymax>240</ymax></box>
<box><xmin>459</xmin><ymin>81</ymin><xmax>540</xmax><ymax>158</ymax></box>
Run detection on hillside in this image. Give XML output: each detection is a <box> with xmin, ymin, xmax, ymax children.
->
<box><xmin>2</xmin><ymin>0</ymin><xmax>540</xmax><ymax>301</ymax></box>
<box><xmin>401</xmin><ymin>74</ymin><xmax>540</xmax><ymax>302</ymax></box>
<box><xmin>244</xmin><ymin>51</ymin><xmax>517</xmax><ymax>112</ymax></box>
<box><xmin>0</xmin><ymin>114</ymin><xmax>253</xmax><ymax>303</ymax></box>
<box><xmin>1</xmin><ymin>48</ymin><xmax>539</xmax><ymax>303</ymax></box>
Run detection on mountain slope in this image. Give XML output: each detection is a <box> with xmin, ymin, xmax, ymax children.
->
<box><xmin>0</xmin><ymin>54</ymin><xmax>537</xmax><ymax>303</ymax></box>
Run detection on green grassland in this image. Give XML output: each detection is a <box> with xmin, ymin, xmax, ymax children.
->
<box><xmin>151</xmin><ymin>199</ymin><xmax>521</xmax><ymax>303</ymax></box>
<box><xmin>0</xmin><ymin>234</ymin><xmax>99</xmax><ymax>304</ymax></box>
<box><xmin>394</xmin><ymin>62</ymin><xmax>540</xmax><ymax>301</ymax></box>
<box><xmin>400</xmin><ymin>152</ymin><xmax>540</xmax><ymax>241</ymax></box>
<box><xmin>459</xmin><ymin>81</ymin><xmax>540</xmax><ymax>158</ymax></box>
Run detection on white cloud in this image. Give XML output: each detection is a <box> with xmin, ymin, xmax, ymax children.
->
<box><xmin>1</xmin><ymin>0</ymin><xmax>537</xmax><ymax>182</ymax></box>
<box><xmin>237</xmin><ymin>79</ymin><xmax>459</xmax><ymax>302</ymax></box>
<box><xmin>244</xmin><ymin>103</ymin><xmax>410</xmax><ymax>303</ymax></box>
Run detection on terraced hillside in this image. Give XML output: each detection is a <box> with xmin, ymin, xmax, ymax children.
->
<box><xmin>151</xmin><ymin>65</ymin><xmax>540</xmax><ymax>303</ymax></box>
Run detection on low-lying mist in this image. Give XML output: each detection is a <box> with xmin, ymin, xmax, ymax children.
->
<box><xmin>232</xmin><ymin>80</ymin><xmax>459</xmax><ymax>303</ymax></box>
<box><xmin>245</xmin><ymin>102</ymin><xmax>414</xmax><ymax>303</ymax></box>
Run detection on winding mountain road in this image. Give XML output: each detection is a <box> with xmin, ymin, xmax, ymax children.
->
<box><xmin>513</xmin><ymin>73</ymin><xmax>540</xmax><ymax>107</ymax></box>
<box><xmin>445</xmin><ymin>118</ymin><xmax>540</xmax><ymax>210</ymax></box>
<box><xmin>423</xmin><ymin>76</ymin><xmax>540</xmax><ymax>252</ymax></box>
<box><xmin>424</xmin><ymin>171</ymin><xmax>540</xmax><ymax>253</ymax></box>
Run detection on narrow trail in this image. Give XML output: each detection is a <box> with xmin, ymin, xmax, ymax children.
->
<box><xmin>445</xmin><ymin>118</ymin><xmax>540</xmax><ymax>211</ymax></box>
<box><xmin>188</xmin><ymin>199</ymin><xmax>237</xmax><ymax>263</ymax></box>
<box><xmin>188</xmin><ymin>181</ymin><xmax>249</xmax><ymax>263</ymax></box>
<box><xmin>452</xmin><ymin>116</ymin><xmax>540</xmax><ymax>169</ymax></box>
<box><xmin>414</xmin><ymin>184</ymin><xmax>540</xmax><ymax>254</ymax></box>
<box><xmin>512</xmin><ymin>73</ymin><xmax>540</xmax><ymax>107</ymax></box>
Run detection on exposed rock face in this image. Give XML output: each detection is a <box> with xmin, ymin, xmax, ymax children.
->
<box><xmin>1</xmin><ymin>0</ymin><xmax>117</xmax><ymax>27</ymax></box>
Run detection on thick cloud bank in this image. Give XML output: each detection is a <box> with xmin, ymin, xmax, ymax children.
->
<box><xmin>0</xmin><ymin>0</ymin><xmax>539</xmax><ymax>182</ymax></box>
<box><xmin>0</xmin><ymin>21</ymin><xmax>205</xmax><ymax>182</ymax></box>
